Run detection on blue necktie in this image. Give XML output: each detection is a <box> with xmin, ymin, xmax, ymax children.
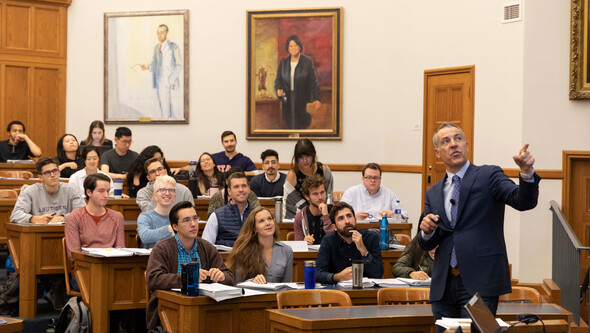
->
<box><xmin>450</xmin><ymin>175</ymin><xmax>460</xmax><ymax>268</ymax></box>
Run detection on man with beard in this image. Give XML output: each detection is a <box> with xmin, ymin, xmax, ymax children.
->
<box><xmin>293</xmin><ymin>174</ymin><xmax>333</xmax><ymax>245</ymax></box>
<box><xmin>249</xmin><ymin>149</ymin><xmax>286</xmax><ymax>197</ymax></box>
<box><xmin>211</xmin><ymin>131</ymin><xmax>257</xmax><ymax>174</ymax></box>
<box><xmin>315</xmin><ymin>201</ymin><xmax>383</xmax><ymax>284</ymax></box>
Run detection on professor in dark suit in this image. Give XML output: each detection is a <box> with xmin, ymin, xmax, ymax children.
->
<box><xmin>418</xmin><ymin>122</ymin><xmax>539</xmax><ymax>328</ymax></box>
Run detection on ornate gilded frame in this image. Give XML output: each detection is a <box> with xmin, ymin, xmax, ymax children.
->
<box><xmin>246</xmin><ymin>7</ymin><xmax>342</xmax><ymax>140</ymax></box>
<box><xmin>570</xmin><ymin>0</ymin><xmax>590</xmax><ymax>99</ymax></box>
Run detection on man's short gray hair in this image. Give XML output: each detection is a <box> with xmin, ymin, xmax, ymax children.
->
<box><xmin>432</xmin><ymin>122</ymin><xmax>465</xmax><ymax>149</ymax></box>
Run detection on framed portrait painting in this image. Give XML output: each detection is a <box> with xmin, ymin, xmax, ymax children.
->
<box><xmin>570</xmin><ymin>0</ymin><xmax>590</xmax><ymax>99</ymax></box>
<box><xmin>104</xmin><ymin>10</ymin><xmax>189</xmax><ymax>123</ymax></box>
<box><xmin>246</xmin><ymin>8</ymin><xmax>342</xmax><ymax>139</ymax></box>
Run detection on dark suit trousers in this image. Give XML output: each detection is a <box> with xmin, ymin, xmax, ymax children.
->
<box><xmin>431</xmin><ymin>272</ymin><xmax>499</xmax><ymax>333</ymax></box>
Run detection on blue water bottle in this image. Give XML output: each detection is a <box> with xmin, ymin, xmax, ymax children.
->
<box><xmin>380</xmin><ymin>212</ymin><xmax>389</xmax><ymax>250</ymax></box>
<box><xmin>304</xmin><ymin>261</ymin><xmax>316</xmax><ymax>289</ymax></box>
<box><xmin>181</xmin><ymin>261</ymin><xmax>200</xmax><ymax>296</ymax></box>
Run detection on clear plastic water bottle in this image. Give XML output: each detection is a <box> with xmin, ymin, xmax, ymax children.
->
<box><xmin>380</xmin><ymin>212</ymin><xmax>389</xmax><ymax>250</ymax></box>
<box><xmin>393</xmin><ymin>200</ymin><xmax>403</xmax><ymax>223</ymax></box>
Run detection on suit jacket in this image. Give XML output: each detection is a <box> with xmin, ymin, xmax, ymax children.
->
<box><xmin>418</xmin><ymin>164</ymin><xmax>540</xmax><ymax>301</ymax></box>
<box><xmin>150</xmin><ymin>39</ymin><xmax>182</xmax><ymax>89</ymax></box>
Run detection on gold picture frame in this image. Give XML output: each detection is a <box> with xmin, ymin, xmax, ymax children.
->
<box><xmin>104</xmin><ymin>10</ymin><xmax>190</xmax><ymax>123</ymax></box>
<box><xmin>246</xmin><ymin>7</ymin><xmax>343</xmax><ymax>139</ymax></box>
<box><xmin>570</xmin><ymin>0</ymin><xmax>590</xmax><ymax>99</ymax></box>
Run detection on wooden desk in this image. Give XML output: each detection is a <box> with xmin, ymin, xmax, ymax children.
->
<box><xmin>0</xmin><ymin>316</ymin><xmax>24</xmax><ymax>332</ymax></box>
<box><xmin>5</xmin><ymin>221</ymin><xmax>139</xmax><ymax>318</ymax></box>
<box><xmin>156</xmin><ymin>287</ymin><xmax>385</xmax><ymax>333</ymax></box>
<box><xmin>268</xmin><ymin>304</ymin><xmax>573</xmax><ymax>333</ymax></box>
<box><xmin>72</xmin><ymin>252</ymin><xmax>149</xmax><ymax>333</ymax></box>
<box><xmin>0</xmin><ymin>162</ymin><xmax>37</xmax><ymax>176</ymax></box>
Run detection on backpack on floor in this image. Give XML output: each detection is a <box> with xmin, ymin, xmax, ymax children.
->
<box><xmin>55</xmin><ymin>296</ymin><xmax>91</xmax><ymax>333</ymax></box>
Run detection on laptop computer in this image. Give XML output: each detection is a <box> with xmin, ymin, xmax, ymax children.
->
<box><xmin>464</xmin><ymin>293</ymin><xmax>504</xmax><ymax>333</ymax></box>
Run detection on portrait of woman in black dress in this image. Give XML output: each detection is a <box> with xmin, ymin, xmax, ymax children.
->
<box><xmin>274</xmin><ymin>35</ymin><xmax>321</xmax><ymax>129</ymax></box>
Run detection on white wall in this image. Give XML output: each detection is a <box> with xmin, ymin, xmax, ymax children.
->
<box><xmin>66</xmin><ymin>0</ymin><xmax>574</xmax><ymax>282</ymax></box>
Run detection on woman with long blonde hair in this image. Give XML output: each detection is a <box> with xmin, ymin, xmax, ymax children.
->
<box><xmin>226</xmin><ymin>207</ymin><xmax>293</xmax><ymax>283</ymax></box>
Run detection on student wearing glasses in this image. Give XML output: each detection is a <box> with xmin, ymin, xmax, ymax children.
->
<box><xmin>340</xmin><ymin>163</ymin><xmax>408</xmax><ymax>221</ymax></box>
<box><xmin>136</xmin><ymin>157</ymin><xmax>193</xmax><ymax>212</ymax></box>
<box><xmin>137</xmin><ymin>175</ymin><xmax>178</xmax><ymax>248</ymax></box>
<box><xmin>146</xmin><ymin>201</ymin><xmax>234</xmax><ymax>330</ymax></box>
<box><xmin>10</xmin><ymin>157</ymin><xmax>85</xmax><ymax>224</ymax></box>
<box><xmin>249</xmin><ymin>149</ymin><xmax>286</xmax><ymax>198</ymax></box>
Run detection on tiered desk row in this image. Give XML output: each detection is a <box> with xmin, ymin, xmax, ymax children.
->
<box><xmin>0</xmin><ymin>166</ymin><xmax>570</xmax><ymax>333</ymax></box>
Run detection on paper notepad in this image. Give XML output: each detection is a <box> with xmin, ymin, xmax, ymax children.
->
<box><xmin>82</xmin><ymin>248</ymin><xmax>134</xmax><ymax>257</ymax></box>
<box><xmin>199</xmin><ymin>283</ymin><xmax>243</xmax><ymax>302</ymax></box>
<box><xmin>396</xmin><ymin>277</ymin><xmax>431</xmax><ymax>286</ymax></box>
<box><xmin>280</xmin><ymin>241</ymin><xmax>309</xmax><ymax>252</ymax></box>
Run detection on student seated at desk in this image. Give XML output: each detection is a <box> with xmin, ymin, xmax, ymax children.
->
<box><xmin>146</xmin><ymin>201</ymin><xmax>234</xmax><ymax>330</ymax></box>
<box><xmin>202</xmin><ymin>171</ymin><xmax>255</xmax><ymax>246</ymax></box>
<box><xmin>283</xmin><ymin>139</ymin><xmax>333</xmax><ymax>219</ymax></box>
<box><xmin>80</xmin><ymin>120</ymin><xmax>113</xmax><ymax>148</ymax></box>
<box><xmin>136</xmin><ymin>157</ymin><xmax>193</xmax><ymax>212</ymax></box>
<box><xmin>206</xmin><ymin>167</ymin><xmax>260</xmax><ymax>218</ymax></box>
<box><xmin>10</xmin><ymin>157</ymin><xmax>85</xmax><ymax>224</ymax></box>
<box><xmin>392</xmin><ymin>235</ymin><xmax>434</xmax><ymax>280</ymax></box>
<box><xmin>226</xmin><ymin>207</ymin><xmax>293</xmax><ymax>284</ymax></box>
<box><xmin>0</xmin><ymin>120</ymin><xmax>42</xmax><ymax>162</ymax></box>
<box><xmin>126</xmin><ymin>145</ymin><xmax>171</xmax><ymax>198</ymax></box>
<box><xmin>68</xmin><ymin>146</ymin><xmax>113</xmax><ymax>197</ymax></box>
<box><xmin>65</xmin><ymin>173</ymin><xmax>125</xmax><ymax>290</ymax></box>
<box><xmin>56</xmin><ymin>133</ymin><xmax>84</xmax><ymax>178</ymax></box>
<box><xmin>293</xmin><ymin>174</ymin><xmax>333</xmax><ymax>245</ymax></box>
<box><xmin>315</xmin><ymin>202</ymin><xmax>383</xmax><ymax>284</ymax></box>
<box><xmin>137</xmin><ymin>175</ymin><xmax>177</xmax><ymax>248</ymax></box>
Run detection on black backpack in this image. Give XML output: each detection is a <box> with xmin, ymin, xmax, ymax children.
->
<box><xmin>55</xmin><ymin>296</ymin><xmax>91</xmax><ymax>333</ymax></box>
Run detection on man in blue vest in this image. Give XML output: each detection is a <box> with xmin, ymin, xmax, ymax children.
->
<box><xmin>202</xmin><ymin>172</ymin><xmax>253</xmax><ymax>246</ymax></box>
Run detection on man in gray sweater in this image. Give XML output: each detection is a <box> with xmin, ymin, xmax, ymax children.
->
<box><xmin>7</xmin><ymin>157</ymin><xmax>86</xmax><ymax>310</ymax></box>
<box><xmin>136</xmin><ymin>157</ymin><xmax>193</xmax><ymax>212</ymax></box>
<box><xmin>10</xmin><ymin>157</ymin><xmax>85</xmax><ymax>224</ymax></box>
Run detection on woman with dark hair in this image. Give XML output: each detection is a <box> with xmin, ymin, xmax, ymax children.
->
<box><xmin>274</xmin><ymin>34</ymin><xmax>321</xmax><ymax>129</ymax></box>
<box><xmin>80</xmin><ymin>120</ymin><xmax>113</xmax><ymax>148</ymax></box>
<box><xmin>69</xmin><ymin>146</ymin><xmax>113</xmax><ymax>197</ymax></box>
<box><xmin>283</xmin><ymin>139</ymin><xmax>333</xmax><ymax>219</ymax></box>
<box><xmin>56</xmin><ymin>134</ymin><xmax>84</xmax><ymax>178</ymax></box>
<box><xmin>392</xmin><ymin>235</ymin><xmax>435</xmax><ymax>280</ymax></box>
<box><xmin>196</xmin><ymin>152</ymin><xmax>225</xmax><ymax>196</ymax></box>
<box><xmin>206</xmin><ymin>167</ymin><xmax>260</xmax><ymax>217</ymax></box>
<box><xmin>226</xmin><ymin>207</ymin><xmax>293</xmax><ymax>283</ymax></box>
<box><xmin>126</xmin><ymin>145</ymin><xmax>172</xmax><ymax>198</ymax></box>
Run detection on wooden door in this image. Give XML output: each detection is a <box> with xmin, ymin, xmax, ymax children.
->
<box><xmin>562</xmin><ymin>151</ymin><xmax>590</xmax><ymax>323</ymax></box>
<box><xmin>422</xmin><ymin>66</ymin><xmax>475</xmax><ymax>205</ymax></box>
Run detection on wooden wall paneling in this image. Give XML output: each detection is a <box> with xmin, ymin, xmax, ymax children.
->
<box><xmin>34</xmin><ymin>6</ymin><xmax>61</xmax><ymax>53</ymax></box>
<box><xmin>0</xmin><ymin>0</ymin><xmax>69</xmax><ymax>159</ymax></box>
<box><xmin>32</xmin><ymin>64</ymin><xmax>65</xmax><ymax>157</ymax></box>
<box><xmin>4</xmin><ymin>3</ymin><xmax>31</xmax><ymax>51</ymax></box>
<box><xmin>4</xmin><ymin>64</ymin><xmax>30</xmax><ymax>127</ymax></box>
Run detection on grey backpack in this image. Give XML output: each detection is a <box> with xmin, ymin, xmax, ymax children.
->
<box><xmin>55</xmin><ymin>296</ymin><xmax>91</xmax><ymax>333</ymax></box>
